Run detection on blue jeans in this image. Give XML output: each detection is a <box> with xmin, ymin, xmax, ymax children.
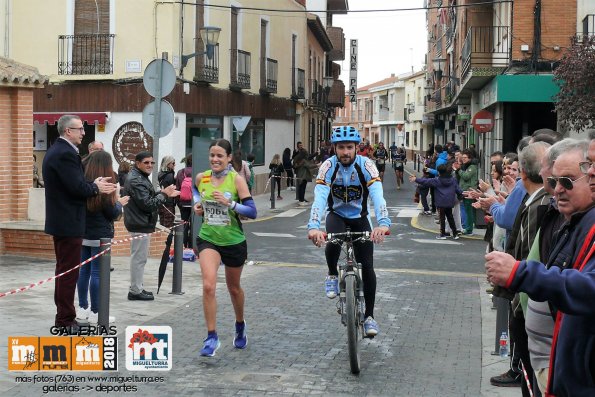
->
<box><xmin>77</xmin><ymin>245</ymin><xmax>101</xmax><ymax>313</ymax></box>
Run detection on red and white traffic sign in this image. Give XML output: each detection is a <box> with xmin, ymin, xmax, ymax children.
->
<box><xmin>471</xmin><ymin>110</ymin><xmax>494</xmax><ymax>133</ymax></box>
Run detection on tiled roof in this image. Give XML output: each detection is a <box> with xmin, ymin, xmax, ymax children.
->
<box><xmin>0</xmin><ymin>57</ymin><xmax>48</xmax><ymax>87</ymax></box>
<box><xmin>358</xmin><ymin>75</ymin><xmax>400</xmax><ymax>91</ymax></box>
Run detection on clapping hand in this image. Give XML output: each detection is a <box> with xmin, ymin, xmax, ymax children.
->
<box><xmin>94</xmin><ymin>176</ymin><xmax>117</xmax><ymax>194</ymax></box>
<box><xmin>502</xmin><ymin>175</ymin><xmax>516</xmax><ymax>192</ymax></box>
<box><xmin>162</xmin><ymin>184</ymin><xmax>180</xmax><ymax>198</ymax></box>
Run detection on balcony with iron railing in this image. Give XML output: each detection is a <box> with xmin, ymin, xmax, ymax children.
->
<box><xmin>462</xmin><ymin>26</ymin><xmax>510</xmax><ymax>79</ymax></box>
<box><xmin>260</xmin><ymin>57</ymin><xmax>278</xmax><ymax>95</ymax></box>
<box><xmin>308</xmin><ymin>79</ymin><xmax>323</xmax><ymax>107</ymax></box>
<box><xmin>58</xmin><ymin>34</ymin><xmax>114</xmax><ymax>75</ymax></box>
<box><xmin>194</xmin><ymin>44</ymin><xmax>219</xmax><ymax>84</ymax></box>
<box><xmin>230</xmin><ymin>49</ymin><xmax>251</xmax><ymax>90</ymax></box>
<box><xmin>292</xmin><ymin>68</ymin><xmax>305</xmax><ymax>99</ymax></box>
<box><xmin>435</xmin><ymin>35</ymin><xmax>443</xmax><ymax>59</ymax></box>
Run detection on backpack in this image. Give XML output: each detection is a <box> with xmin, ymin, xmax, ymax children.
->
<box><xmin>180</xmin><ymin>169</ymin><xmax>193</xmax><ymax>202</ymax></box>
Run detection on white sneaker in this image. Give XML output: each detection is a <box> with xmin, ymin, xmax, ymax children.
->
<box><xmin>76</xmin><ymin>306</ymin><xmax>90</xmax><ymax>321</ymax></box>
<box><xmin>87</xmin><ymin>311</ymin><xmax>115</xmax><ymax>324</ymax></box>
<box><xmin>298</xmin><ymin>201</ymin><xmax>309</xmax><ymax>206</ymax></box>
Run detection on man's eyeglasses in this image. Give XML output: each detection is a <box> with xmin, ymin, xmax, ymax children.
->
<box><xmin>547</xmin><ymin>175</ymin><xmax>588</xmax><ymax>190</ymax></box>
<box><xmin>142</xmin><ymin>161</ymin><xmax>156</xmax><ymax>165</ymax></box>
<box><xmin>579</xmin><ymin>161</ymin><xmax>594</xmax><ymax>174</ymax></box>
<box><xmin>68</xmin><ymin>126</ymin><xmax>84</xmax><ymax>132</ymax></box>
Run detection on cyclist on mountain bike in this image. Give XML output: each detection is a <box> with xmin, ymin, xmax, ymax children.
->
<box><xmin>307</xmin><ymin>126</ymin><xmax>391</xmax><ymax>336</ymax></box>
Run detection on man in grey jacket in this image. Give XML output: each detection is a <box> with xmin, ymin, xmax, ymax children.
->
<box><xmin>124</xmin><ymin>152</ymin><xmax>179</xmax><ymax>301</ymax></box>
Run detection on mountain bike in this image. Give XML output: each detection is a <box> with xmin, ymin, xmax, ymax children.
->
<box><xmin>326</xmin><ymin>228</ymin><xmax>373</xmax><ymax>374</ymax></box>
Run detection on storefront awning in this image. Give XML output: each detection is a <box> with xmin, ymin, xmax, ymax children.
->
<box><xmin>33</xmin><ymin>112</ymin><xmax>107</xmax><ymax>125</ymax></box>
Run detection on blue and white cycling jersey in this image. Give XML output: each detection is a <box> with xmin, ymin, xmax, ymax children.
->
<box><xmin>307</xmin><ymin>155</ymin><xmax>391</xmax><ymax>230</ymax></box>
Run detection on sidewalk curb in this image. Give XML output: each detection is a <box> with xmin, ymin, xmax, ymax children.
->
<box><xmin>410</xmin><ymin>215</ymin><xmax>484</xmax><ymax>240</ymax></box>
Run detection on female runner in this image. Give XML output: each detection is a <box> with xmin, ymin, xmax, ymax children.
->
<box><xmin>193</xmin><ymin>139</ymin><xmax>257</xmax><ymax>357</ymax></box>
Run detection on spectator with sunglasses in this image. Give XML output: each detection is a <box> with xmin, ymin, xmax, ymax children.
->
<box><xmin>124</xmin><ymin>152</ymin><xmax>180</xmax><ymax>301</ymax></box>
<box><xmin>485</xmin><ymin>139</ymin><xmax>595</xmax><ymax>397</ymax></box>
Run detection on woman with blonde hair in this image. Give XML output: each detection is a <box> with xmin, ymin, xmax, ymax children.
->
<box><xmin>158</xmin><ymin>155</ymin><xmax>176</xmax><ymax>228</ymax></box>
<box><xmin>269</xmin><ymin>154</ymin><xmax>284</xmax><ymax>200</ymax></box>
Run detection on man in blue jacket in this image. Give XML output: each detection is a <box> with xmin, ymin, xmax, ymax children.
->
<box><xmin>307</xmin><ymin>126</ymin><xmax>390</xmax><ymax>336</ymax></box>
<box><xmin>486</xmin><ymin>143</ymin><xmax>595</xmax><ymax>397</ymax></box>
<box><xmin>43</xmin><ymin>115</ymin><xmax>116</xmax><ymax>332</ymax></box>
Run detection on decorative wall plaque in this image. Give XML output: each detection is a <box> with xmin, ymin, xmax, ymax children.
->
<box><xmin>112</xmin><ymin>121</ymin><xmax>153</xmax><ymax>166</ymax></box>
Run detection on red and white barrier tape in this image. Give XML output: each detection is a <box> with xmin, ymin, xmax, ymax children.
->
<box><xmin>0</xmin><ymin>221</ymin><xmax>187</xmax><ymax>299</ymax></box>
<box><xmin>0</xmin><ymin>246</ymin><xmax>111</xmax><ymax>298</ymax></box>
<box><xmin>105</xmin><ymin>221</ymin><xmax>186</xmax><ymax>246</ymax></box>
<box><xmin>520</xmin><ymin>360</ymin><xmax>535</xmax><ymax>397</ymax></box>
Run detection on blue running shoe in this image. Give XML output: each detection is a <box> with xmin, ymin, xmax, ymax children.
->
<box><xmin>325</xmin><ymin>276</ymin><xmax>339</xmax><ymax>299</ymax></box>
<box><xmin>200</xmin><ymin>334</ymin><xmax>221</xmax><ymax>357</ymax></box>
<box><xmin>233</xmin><ymin>321</ymin><xmax>248</xmax><ymax>349</ymax></box>
<box><xmin>363</xmin><ymin>316</ymin><xmax>379</xmax><ymax>336</ymax></box>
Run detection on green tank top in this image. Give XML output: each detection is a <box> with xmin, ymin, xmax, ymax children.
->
<box><xmin>198</xmin><ymin>170</ymin><xmax>245</xmax><ymax>246</ymax></box>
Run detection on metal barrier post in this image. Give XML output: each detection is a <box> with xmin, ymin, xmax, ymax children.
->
<box><xmin>492</xmin><ymin>296</ymin><xmax>509</xmax><ymax>354</ymax></box>
<box><xmin>170</xmin><ymin>224</ymin><xmax>184</xmax><ymax>295</ymax></box>
<box><xmin>270</xmin><ymin>176</ymin><xmax>276</xmax><ymax>209</ymax></box>
<box><xmin>98</xmin><ymin>238</ymin><xmax>111</xmax><ymax>329</ymax></box>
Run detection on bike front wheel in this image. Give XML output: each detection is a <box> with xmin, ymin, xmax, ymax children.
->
<box><xmin>345</xmin><ymin>274</ymin><xmax>361</xmax><ymax>374</ymax></box>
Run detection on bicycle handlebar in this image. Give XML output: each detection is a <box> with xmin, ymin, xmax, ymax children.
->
<box><xmin>325</xmin><ymin>230</ymin><xmax>390</xmax><ymax>240</ymax></box>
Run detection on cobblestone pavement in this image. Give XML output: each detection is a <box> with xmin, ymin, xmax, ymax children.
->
<box><xmin>3</xmin><ymin>258</ymin><xmax>488</xmax><ymax>396</ymax></box>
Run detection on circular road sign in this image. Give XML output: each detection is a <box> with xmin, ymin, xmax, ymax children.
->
<box><xmin>143</xmin><ymin>59</ymin><xmax>176</xmax><ymax>98</ymax></box>
<box><xmin>471</xmin><ymin>110</ymin><xmax>494</xmax><ymax>133</ymax></box>
<box><xmin>142</xmin><ymin>99</ymin><xmax>175</xmax><ymax>137</ymax></box>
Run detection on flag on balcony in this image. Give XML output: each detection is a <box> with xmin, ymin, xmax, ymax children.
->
<box><xmin>439</xmin><ymin>7</ymin><xmax>448</xmax><ymax>26</ymax></box>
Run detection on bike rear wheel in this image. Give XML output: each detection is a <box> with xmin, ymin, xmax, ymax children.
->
<box><xmin>345</xmin><ymin>274</ymin><xmax>360</xmax><ymax>374</ymax></box>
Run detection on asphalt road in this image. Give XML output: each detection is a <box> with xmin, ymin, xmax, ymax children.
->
<box><xmin>244</xmin><ymin>167</ymin><xmax>487</xmax><ymax>275</ymax></box>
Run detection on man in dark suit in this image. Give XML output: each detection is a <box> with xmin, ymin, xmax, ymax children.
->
<box><xmin>43</xmin><ymin>115</ymin><xmax>116</xmax><ymax>332</ymax></box>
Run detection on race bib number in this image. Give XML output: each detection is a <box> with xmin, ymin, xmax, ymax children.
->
<box><xmin>203</xmin><ymin>200</ymin><xmax>230</xmax><ymax>226</ymax></box>
<box><xmin>376</xmin><ymin>159</ymin><xmax>385</xmax><ymax>165</ymax></box>
<box><xmin>394</xmin><ymin>161</ymin><xmax>403</xmax><ymax>167</ymax></box>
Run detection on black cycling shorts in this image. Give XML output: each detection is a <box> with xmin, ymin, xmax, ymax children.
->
<box><xmin>196</xmin><ymin>238</ymin><xmax>247</xmax><ymax>267</ymax></box>
<box><xmin>376</xmin><ymin>163</ymin><xmax>386</xmax><ymax>172</ymax></box>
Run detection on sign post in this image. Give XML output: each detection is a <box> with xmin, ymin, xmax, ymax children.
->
<box><xmin>142</xmin><ymin>55</ymin><xmax>176</xmax><ymax>186</ymax></box>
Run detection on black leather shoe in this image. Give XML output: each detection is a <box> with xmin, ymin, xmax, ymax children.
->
<box><xmin>490</xmin><ymin>369</ymin><xmax>521</xmax><ymax>387</ymax></box>
<box><xmin>128</xmin><ymin>291</ymin><xmax>154</xmax><ymax>301</ymax></box>
<box><xmin>141</xmin><ymin>290</ymin><xmax>154</xmax><ymax>296</ymax></box>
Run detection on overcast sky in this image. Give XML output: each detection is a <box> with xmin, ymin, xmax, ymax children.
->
<box><xmin>334</xmin><ymin>0</ymin><xmax>428</xmax><ymax>87</ymax></box>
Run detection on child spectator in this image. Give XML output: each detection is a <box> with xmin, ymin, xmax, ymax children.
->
<box><xmin>410</xmin><ymin>164</ymin><xmax>462</xmax><ymax>239</ymax></box>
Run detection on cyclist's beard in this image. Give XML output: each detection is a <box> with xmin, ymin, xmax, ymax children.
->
<box><xmin>338</xmin><ymin>153</ymin><xmax>355</xmax><ymax>166</ymax></box>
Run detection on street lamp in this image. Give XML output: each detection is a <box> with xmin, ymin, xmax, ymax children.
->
<box><xmin>181</xmin><ymin>26</ymin><xmax>222</xmax><ymax>67</ymax></box>
<box><xmin>431</xmin><ymin>58</ymin><xmax>459</xmax><ymax>84</ymax></box>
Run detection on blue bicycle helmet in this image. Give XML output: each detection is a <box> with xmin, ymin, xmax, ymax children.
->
<box><xmin>330</xmin><ymin>126</ymin><xmax>361</xmax><ymax>144</ymax></box>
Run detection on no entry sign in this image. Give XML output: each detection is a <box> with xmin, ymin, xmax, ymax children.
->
<box><xmin>471</xmin><ymin>110</ymin><xmax>494</xmax><ymax>133</ymax></box>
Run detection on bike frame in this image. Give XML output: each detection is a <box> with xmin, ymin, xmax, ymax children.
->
<box><xmin>327</xmin><ymin>229</ymin><xmax>370</xmax><ymax>374</ymax></box>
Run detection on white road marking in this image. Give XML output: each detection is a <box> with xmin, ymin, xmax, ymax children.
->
<box><xmin>274</xmin><ymin>208</ymin><xmax>307</xmax><ymax>217</ymax></box>
<box><xmin>396</xmin><ymin>209</ymin><xmax>420</xmax><ymax>218</ymax></box>
<box><xmin>253</xmin><ymin>232</ymin><xmax>296</xmax><ymax>238</ymax></box>
<box><xmin>411</xmin><ymin>238</ymin><xmax>462</xmax><ymax>245</ymax></box>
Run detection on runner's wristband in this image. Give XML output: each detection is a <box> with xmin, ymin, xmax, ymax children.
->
<box><xmin>192</xmin><ymin>185</ymin><xmax>200</xmax><ymax>204</ymax></box>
